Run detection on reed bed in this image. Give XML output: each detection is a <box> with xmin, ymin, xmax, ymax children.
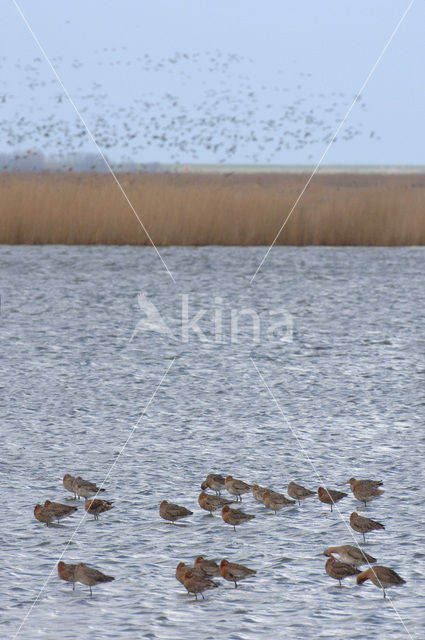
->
<box><xmin>1</xmin><ymin>171</ymin><xmax>424</xmax><ymax>245</ymax></box>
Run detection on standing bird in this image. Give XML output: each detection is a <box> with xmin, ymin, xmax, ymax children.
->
<box><xmin>262</xmin><ymin>489</ymin><xmax>295</xmax><ymax>514</ymax></box>
<box><xmin>221</xmin><ymin>505</ymin><xmax>255</xmax><ymax>531</ymax></box>
<box><xmin>85</xmin><ymin>499</ymin><xmax>113</xmax><ymax>520</ymax></box>
<box><xmin>348</xmin><ymin>479</ymin><xmax>384</xmax><ymax>507</ymax></box>
<box><xmin>225</xmin><ymin>475</ymin><xmax>252</xmax><ymax>501</ymax></box>
<box><xmin>57</xmin><ymin>561</ymin><xmax>77</xmax><ymax>590</ymax></box>
<box><xmin>325</xmin><ymin>556</ymin><xmax>360</xmax><ymax>586</ymax></box>
<box><xmin>324</xmin><ymin>546</ymin><xmax>376</xmax><ymax>567</ymax></box>
<box><xmin>73</xmin><ymin>476</ymin><xmax>105</xmax><ymax>500</ymax></box>
<box><xmin>75</xmin><ymin>562</ymin><xmax>114</xmax><ymax>596</ymax></box>
<box><xmin>182</xmin><ymin>569</ymin><xmax>218</xmax><ymax>600</ymax></box>
<box><xmin>287</xmin><ymin>481</ymin><xmax>315</xmax><ymax>505</ymax></box>
<box><xmin>350</xmin><ymin>512</ymin><xmax>385</xmax><ymax>542</ymax></box>
<box><xmin>318</xmin><ymin>487</ymin><xmax>347</xmax><ymax>512</ymax></box>
<box><xmin>219</xmin><ymin>559</ymin><xmax>256</xmax><ymax>588</ymax></box>
<box><xmin>194</xmin><ymin>556</ymin><xmax>220</xmax><ymax>577</ymax></box>
<box><xmin>346</xmin><ymin>477</ymin><xmax>383</xmax><ymax>490</ymax></box>
<box><xmin>201</xmin><ymin>473</ymin><xmax>226</xmax><ymax>495</ymax></box>
<box><xmin>198</xmin><ymin>491</ymin><xmax>233</xmax><ymax>515</ymax></box>
<box><xmin>175</xmin><ymin>562</ymin><xmax>204</xmax><ymax>589</ymax></box>
<box><xmin>34</xmin><ymin>503</ymin><xmax>56</xmax><ymax>526</ymax></box>
<box><xmin>63</xmin><ymin>474</ymin><xmax>78</xmax><ymax>499</ymax></box>
<box><xmin>159</xmin><ymin>500</ymin><xmax>193</xmax><ymax>523</ymax></box>
<box><xmin>252</xmin><ymin>484</ymin><xmax>267</xmax><ymax>503</ymax></box>
<box><xmin>34</xmin><ymin>501</ymin><xmax>77</xmax><ymax>525</ymax></box>
<box><xmin>356</xmin><ymin>566</ymin><xmax>405</xmax><ymax>598</ymax></box>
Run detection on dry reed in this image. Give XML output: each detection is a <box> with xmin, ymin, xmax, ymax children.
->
<box><xmin>0</xmin><ymin>171</ymin><xmax>424</xmax><ymax>245</ymax></box>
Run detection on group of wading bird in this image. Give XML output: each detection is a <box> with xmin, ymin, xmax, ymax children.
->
<box><xmin>33</xmin><ymin>473</ymin><xmax>405</xmax><ymax>599</ymax></box>
<box><xmin>161</xmin><ymin>474</ymin><xmax>405</xmax><ymax>600</ymax></box>
<box><xmin>33</xmin><ymin>474</ymin><xmax>114</xmax><ymax>595</ymax></box>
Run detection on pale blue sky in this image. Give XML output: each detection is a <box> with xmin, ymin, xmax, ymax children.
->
<box><xmin>1</xmin><ymin>0</ymin><xmax>423</xmax><ymax>165</ymax></box>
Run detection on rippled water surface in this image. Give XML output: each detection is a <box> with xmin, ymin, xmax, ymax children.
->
<box><xmin>1</xmin><ymin>246</ymin><xmax>424</xmax><ymax>640</ymax></box>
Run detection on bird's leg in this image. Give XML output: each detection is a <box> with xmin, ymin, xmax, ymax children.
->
<box><xmin>233</xmin><ymin>525</ymin><xmax>236</xmax><ymax>532</ymax></box>
<box><xmin>72</xmin><ymin>582</ymin><xmax>75</xmax><ymax>591</ymax></box>
<box><xmin>89</xmin><ymin>586</ymin><xmax>92</xmax><ymax>596</ymax></box>
<box><xmin>383</xmin><ymin>589</ymin><xmax>386</xmax><ymax>599</ymax></box>
<box><xmin>330</xmin><ymin>504</ymin><xmax>333</xmax><ymax>513</ymax></box>
<box><xmin>234</xmin><ymin>581</ymin><xmax>237</xmax><ymax>589</ymax></box>
<box><xmin>195</xmin><ymin>593</ymin><xmax>198</xmax><ymax>601</ymax></box>
<box><xmin>363</xmin><ymin>533</ymin><xmax>366</xmax><ymax>543</ymax></box>
<box><xmin>338</xmin><ymin>580</ymin><xmax>341</xmax><ymax>587</ymax></box>
<box><xmin>201</xmin><ymin>592</ymin><xmax>205</xmax><ymax>600</ymax></box>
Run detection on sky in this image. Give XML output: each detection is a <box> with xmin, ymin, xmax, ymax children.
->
<box><xmin>0</xmin><ymin>0</ymin><xmax>423</xmax><ymax>167</ymax></box>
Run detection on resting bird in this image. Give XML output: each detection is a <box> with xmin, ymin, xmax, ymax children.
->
<box><xmin>287</xmin><ymin>481</ymin><xmax>315</xmax><ymax>505</ymax></box>
<box><xmin>85</xmin><ymin>499</ymin><xmax>113</xmax><ymax>520</ymax></box>
<box><xmin>325</xmin><ymin>556</ymin><xmax>360</xmax><ymax>586</ymax></box>
<box><xmin>182</xmin><ymin>569</ymin><xmax>218</xmax><ymax>600</ymax></box>
<box><xmin>221</xmin><ymin>505</ymin><xmax>255</xmax><ymax>531</ymax></box>
<box><xmin>74</xmin><ymin>562</ymin><xmax>114</xmax><ymax>596</ymax></box>
<box><xmin>159</xmin><ymin>500</ymin><xmax>193</xmax><ymax>523</ymax></box>
<box><xmin>198</xmin><ymin>491</ymin><xmax>233</xmax><ymax>515</ymax></box>
<box><xmin>262</xmin><ymin>488</ymin><xmax>295</xmax><ymax>513</ymax></box>
<box><xmin>350</xmin><ymin>512</ymin><xmax>385</xmax><ymax>542</ymax></box>
<box><xmin>224</xmin><ymin>476</ymin><xmax>251</xmax><ymax>501</ymax></box>
<box><xmin>318</xmin><ymin>487</ymin><xmax>347</xmax><ymax>511</ymax></box>
<box><xmin>324</xmin><ymin>545</ymin><xmax>376</xmax><ymax>567</ymax></box>
<box><xmin>219</xmin><ymin>559</ymin><xmax>256</xmax><ymax>588</ymax></box>
<box><xmin>57</xmin><ymin>561</ymin><xmax>77</xmax><ymax>589</ymax></box>
<box><xmin>194</xmin><ymin>556</ymin><xmax>220</xmax><ymax>577</ymax></box>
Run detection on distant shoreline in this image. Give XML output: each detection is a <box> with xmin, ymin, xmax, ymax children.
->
<box><xmin>1</xmin><ymin>171</ymin><xmax>424</xmax><ymax>245</ymax></box>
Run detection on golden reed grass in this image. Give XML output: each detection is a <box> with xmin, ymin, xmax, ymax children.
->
<box><xmin>1</xmin><ymin>171</ymin><xmax>424</xmax><ymax>245</ymax></box>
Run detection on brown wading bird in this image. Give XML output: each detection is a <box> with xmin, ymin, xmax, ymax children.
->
<box><xmin>34</xmin><ymin>501</ymin><xmax>77</xmax><ymax>525</ymax></box>
<box><xmin>34</xmin><ymin>503</ymin><xmax>56</xmax><ymax>526</ymax></box>
<box><xmin>356</xmin><ymin>566</ymin><xmax>406</xmax><ymax>598</ymax></box>
<box><xmin>73</xmin><ymin>476</ymin><xmax>106</xmax><ymax>500</ymax></box>
<box><xmin>325</xmin><ymin>556</ymin><xmax>360</xmax><ymax>586</ymax></box>
<box><xmin>159</xmin><ymin>500</ymin><xmax>193</xmax><ymax>523</ymax></box>
<box><xmin>350</xmin><ymin>512</ymin><xmax>385</xmax><ymax>542</ymax></box>
<box><xmin>287</xmin><ymin>481</ymin><xmax>315</xmax><ymax>505</ymax></box>
<box><xmin>194</xmin><ymin>556</ymin><xmax>220</xmax><ymax>577</ymax></box>
<box><xmin>348</xmin><ymin>479</ymin><xmax>384</xmax><ymax>507</ymax></box>
<box><xmin>225</xmin><ymin>476</ymin><xmax>252</xmax><ymax>501</ymax></box>
<box><xmin>63</xmin><ymin>474</ymin><xmax>78</xmax><ymax>499</ymax></box>
<box><xmin>183</xmin><ymin>569</ymin><xmax>219</xmax><ymax>600</ymax></box>
<box><xmin>85</xmin><ymin>499</ymin><xmax>113</xmax><ymax>520</ymax></box>
<box><xmin>262</xmin><ymin>489</ymin><xmax>295</xmax><ymax>514</ymax></box>
<box><xmin>75</xmin><ymin>562</ymin><xmax>114</xmax><ymax>596</ymax></box>
<box><xmin>219</xmin><ymin>559</ymin><xmax>256</xmax><ymax>588</ymax></box>
<box><xmin>324</xmin><ymin>545</ymin><xmax>376</xmax><ymax>567</ymax></box>
<box><xmin>252</xmin><ymin>484</ymin><xmax>267</xmax><ymax>503</ymax></box>
<box><xmin>175</xmin><ymin>562</ymin><xmax>204</xmax><ymax>588</ymax></box>
<box><xmin>221</xmin><ymin>505</ymin><xmax>255</xmax><ymax>531</ymax></box>
<box><xmin>201</xmin><ymin>473</ymin><xmax>226</xmax><ymax>495</ymax></box>
<box><xmin>318</xmin><ymin>487</ymin><xmax>348</xmax><ymax>512</ymax></box>
<box><xmin>57</xmin><ymin>561</ymin><xmax>77</xmax><ymax>590</ymax></box>
<box><xmin>346</xmin><ymin>477</ymin><xmax>383</xmax><ymax>491</ymax></box>
<box><xmin>198</xmin><ymin>491</ymin><xmax>233</xmax><ymax>515</ymax></box>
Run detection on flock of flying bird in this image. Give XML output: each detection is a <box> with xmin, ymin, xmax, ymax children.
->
<box><xmin>1</xmin><ymin>48</ymin><xmax>377</xmax><ymax>170</ymax></box>
<box><xmin>33</xmin><ymin>472</ymin><xmax>405</xmax><ymax>600</ymax></box>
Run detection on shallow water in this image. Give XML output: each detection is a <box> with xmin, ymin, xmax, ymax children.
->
<box><xmin>1</xmin><ymin>246</ymin><xmax>424</xmax><ymax>640</ymax></box>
